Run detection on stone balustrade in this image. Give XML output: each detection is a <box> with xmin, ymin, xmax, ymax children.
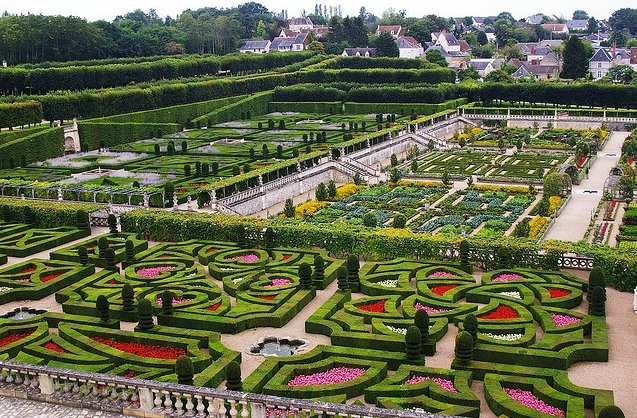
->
<box><xmin>0</xmin><ymin>360</ymin><xmax>442</xmax><ymax>418</ymax></box>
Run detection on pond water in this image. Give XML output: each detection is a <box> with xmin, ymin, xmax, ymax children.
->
<box><xmin>248</xmin><ymin>337</ymin><xmax>307</xmax><ymax>357</ymax></box>
<box><xmin>1</xmin><ymin>307</ymin><xmax>47</xmax><ymax>320</ymax></box>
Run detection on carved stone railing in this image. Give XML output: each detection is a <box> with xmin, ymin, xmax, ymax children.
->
<box><xmin>558</xmin><ymin>254</ymin><xmax>595</xmax><ymax>270</ymax></box>
<box><xmin>0</xmin><ymin>360</ymin><xmax>444</xmax><ymax>418</ymax></box>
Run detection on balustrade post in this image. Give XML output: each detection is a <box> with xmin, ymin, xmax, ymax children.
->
<box><xmin>38</xmin><ymin>373</ymin><xmax>54</xmax><ymax>395</ymax></box>
<box><xmin>250</xmin><ymin>401</ymin><xmax>266</xmax><ymax>418</ymax></box>
<box><xmin>138</xmin><ymin>387</ymin><xmax>154</xmax><ymax>410</ymax></box>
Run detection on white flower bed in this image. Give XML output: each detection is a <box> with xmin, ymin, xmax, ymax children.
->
<box><xmin>481</xmin><ymin>332</ymin><xmax>522</xmax><ymax>341</ymax></box>
<box><xmin>498</xmin><ymin>291</ymin><xmax>522</xmax><ymax>299</ymax></box>
<box><xmin>232</xmin><ymin>277</ymin><xmax>244</xmax><ymax>284</ymax></box>
<box><xmin>376</xmin><ymin>279</ymin><xmax>398</xmax><ymax>288</ymax></box>
<box><xmin>387</xmin><ymin>326</ymin><xmax>407</xmax><ymax>335</ymax></box>
<box><xmin>0</xmin><ymin>287</ymin><xmax>13</xmax><ymax>292</ymax></box>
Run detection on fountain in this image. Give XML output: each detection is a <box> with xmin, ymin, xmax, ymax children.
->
<box><xmin>1</xmin><ymin>307</ymin><xmax>47</xmax><ymax>320</ymax></box>
<box><xmin>247</xmin><ymin>336</ymin><xmax>308</xmax><ymax>357</ymax></box>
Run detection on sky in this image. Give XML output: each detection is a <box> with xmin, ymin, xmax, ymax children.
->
<box><xmin>0</xmin><ymin>0</ymin><xmax>627</xmax><ymax>22</ymax></box>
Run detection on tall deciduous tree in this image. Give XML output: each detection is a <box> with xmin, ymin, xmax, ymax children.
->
<box><xmin>560</xmin><ymin>36</ymin><xmax>589</xmax><ymax>79</ymax></box>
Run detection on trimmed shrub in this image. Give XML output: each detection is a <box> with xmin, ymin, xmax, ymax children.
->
<box><xmin>78</xmin><ymin>246</ymin><xmax>89</xmax><ymax>265</ymax></box>
<box><xmin>104</xmin><ymin>247</ymin><xmax>117</xmax><ymax>272</ymax></box>
<box><xmin>392</xmin><ymin>214</ymin><xmax>407</xmax><ymax>229</ymax></box>
<box><xmin>455</xmin><ymin>331</ymin><xmax>473</xmax><ymax>363</ymax></box>
<box><xmin>98</xmin><ymin>237</ymin><xmax>108</xmax><ymax>258</ymax></box>
<box><xmin>588</xmin><ymin>267</ymin><xmax>606</xmax><ymax>300</ymax></box>
<box><xmin>588</xmin><ymin>286</ymin><xmax>606</xmax><ymax>316</ymax></box>
<box><xmin>125</xmin><ymin>239</ymin><xmax>135</xmax><ymax>263</ymax></box>
<box><xmin>347</xmin><ymin>255</ymin><xmax>360</xmax><ymax>291</ymax></box>
<box><xmin>161</xmin><ymin>291</ymin><xmax>174</xmax><ymax>316</ymax></box>
<box><xmin>24</xmin><ymin>207</ymin><xmax>35</xmax><ymax>225</ymax></box>
<box><xmin>96</xmin><ymin>294</ymin><xmax>110</xmax><ymax>322</ymax></box>
<box><xmin>313</xmin><ymin>255</ymin><xmax>325</xmax><ymax>285</ymax></box>
<box><xmin>236</xmin><ymin>225</ymin><xmax>247</xmax><ymax>248</ymax></box>
<box><xmin>414</xmin><ymin>309</ymin><xmax>429</xmax><ymax>344</ymax></box>
<box><xmin>225</xmin><ymin>361</ymin><xmax>242</xmax><ymax>391</ymax></box>
<box><xmin>175</xmin><ymin>356</ymin><xmax>194</xmax><ymax>386</ymax></box>
<box><xmin>76</xmin><ymin>209</ymin><xmax>89</xmax><ymax>230</ymax></box>
<box><xmin>363</xmin><ymin>212</ymin><xmax>377</xmax><ymax>228</ymax></box>
<box><xmin>107</xmin><ymin>214</ymin><xmax>118</xmax><ymax>234</ymax></box>
<box><xmin>405</xmin><ymin>326</ymin><xmax>423</xmax><ymax>364</ymax></box>
<box><xmin>2</xmin><ymin>205</ymin><xmax>11</xmax><ymax>223</ymax></box>
<box><xmin>263</xmin><ymin>227</ymin><xmax>275</xmax><ymax>249</ymax></box>
<box><xmin>299</xmin><ymin>262</ymin><xmax>313</xmax><ymax>289</ymax></box>
<box><xmin>598</xmin><ymin>405</ymin><xmax>625</xmax><ymax>418</ymax></box>
<box><xmin>137</xmin><ymin>298</ymin><xmax>154</xmax><ymax>330</ymax></box>
<box><xmin>122</xmin><ymin>284</ymin><xmax>134</xmax><ymax>312</ymax></box>
<box><xmin>337</xmin><ymin>266</ymin><xmax>349</xmax><ymax>291</ymax></box>
<box><xmin>463</xmin><ymin>314</ymin><xmax>478</xmax><ymax>345</ymax></box>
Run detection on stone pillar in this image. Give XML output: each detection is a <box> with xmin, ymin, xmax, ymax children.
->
<box><xmin>138</xmin><ymin>387</ymin><xmax>154</xmax><ymax>411</ymax></box>
<box><xmin>38</xmin><ymin>373</ymin><xmax>55</xmax><ymax>395</ymax></box>
<box><xmin>57</xmin><ymin>188</ymin><xmax>63</xmax><ymax>201</ymax></box>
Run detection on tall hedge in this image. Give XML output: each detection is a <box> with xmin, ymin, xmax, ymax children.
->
<box><xmin>0</xmin><ymin>101</ymin><xmax>43</xmax><ymax>129</ymax></box>
<box><xmin>0</xmin><ymin>199</ymin><xmax>100</xmax><ymax>228</ymax></box>
<box><xmin>192</xmin><ymin>92</ymin><xmax>273</xmax><ymax>125</ymax></box>
<box><xmin>343</xmin><ymin>99</ymin><xmax>468</xmax><ymax>115</ymax></box>
<box><xmin>268</xmin><ymin>102</ymin><xmax>343</xmax><ymax>114</ymax></box>
<box><xmin>0</xmin><ymin>127</ymin><xmax>64</xmax><ymax>168</ymax></box>
<box><xmin>77</xmin><ymin>122</ymin><xmax>180</xmax><ymax>150</ymax></box>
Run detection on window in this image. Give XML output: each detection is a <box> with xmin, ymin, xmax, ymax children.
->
<box><xmin>597</xmin><ymin>71</ymin><xmax>602</xmax><ymax>78</ymax></box>
<box><xmin>597</xmin><ymin>63</ymin><xmax>602</xmax><ymax>68</ymax></box>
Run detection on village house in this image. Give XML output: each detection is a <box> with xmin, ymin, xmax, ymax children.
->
<box><xmin>541</xmin><ymin>23</ymin><xmax>569</xmax><ymax>36</ymax></box>
<box><xmin>239</xmin><ymin>40</ymin><xmax>271</xmax><ymax>54</ymax></box>
<box><xmin>589</xmin><ymin>48</ymin><xmax>631</xmax><ymax>79</ymax></box>
<box><xmin>342</xmin><ymin>48</ymin><xmax>377</xmax><ymax>57</ymax></box>
<box><xmin>396</xmin><ymin>36</ymin><xmax>424</xmax><ymax>59</ymax></box>
<box><xmin>376</xmin><ymin>25</ymin><xmax>405</xmax><ymax>38</ymax></box>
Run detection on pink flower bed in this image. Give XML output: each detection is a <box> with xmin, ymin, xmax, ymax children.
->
<box><xmin>550</xmin><ymin>313</ymin><xmax>581</xmax><ymax>327</ymax></box>
<box><xmin>405</xmin><ymin>375</ymin><xmax>457</xmax><ymax>392</ymax></box>
<box><xmin>414</xmin><ymin>302</ymin><xmax>448</xmax><ymax>314</ymax></box>
<box><xmin>266</xmin><ymin>278</ymin><xmax>293</xmax><ymax>287</ymax></box>
<box><xmin>493</xmin><ymin>273</ymin><xmax>525</xmax><ymax>282</ymax></box>
<box><xmin>427</xmin><ymin>271</ymin><xmax>455</xmax><ymax>278</ymax></box>
<box><xmin>504</xmin><ymin>388</ymin><xmax>564</xmax><ymax>417</ymax></box>
<box><xmin>155</xmin><ymin>297</ymin><xmax>193</xmax><ymax>306</ymax></box>
<box><xmin>17</xmin><ymin>278</ymin><xmax>31</xmax><ymax>283</ymax></box>
<box><xmin>230</xmin><ymin>254</ymin><xmax>259</xmax><ymax>263</ymax></box>
<box><xmin>287</xmin><ymin>367</ymin><xmax>365</xmax><ymax>387</ymax></box>
<box><xmin>136</xmin><ymin>266</ymin><xmax>174</xmax><ymax>277</ymax></box>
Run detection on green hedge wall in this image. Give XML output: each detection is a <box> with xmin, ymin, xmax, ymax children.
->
<box><xmin>0</xmin><ymin>199</ymin><xmax>101</xmax><ymax>227</ymax></box>
<box><xmin>298</xmin><ymin>69</ymin><xmax>456</xmax><ymax>85</ymax></box>
<box><xmin>0</xmin><ymin>127</ymin><xmax>64</xmax><ymax>168</ymax></box>
<box><xmin>192</xmin><ymin>91</ymin><xmax>273</xmax><ymax>125</ymax></box>
<box><xmin>0</xmin><ymin>125</ymin><xmax>49</xmax><ymax>145</ymax></box>
<box><xmin>77</xmin><ymin>122</ymin><xmax>180</xmax><ymax>150</ymax></box>
<box><xmin>0</xmin><ymin>101</ymin><xmax>43</xmax><ymax>129</ymax></box>
<box><xmin>343</xmin><ymin>99</ymin><xmax>468</xmax><ymax>115</ymax></box>
<box><xmin>267</xmin><ymin>101</ymin><xmax>343</xmax><ymax>114</ymax></box>
<box><xmin>326</xmin><ymin>56</ymin><xmax>431</xmax><ymax>69</ymax></box>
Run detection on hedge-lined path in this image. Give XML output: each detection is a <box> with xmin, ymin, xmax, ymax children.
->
<box><xmin>544</xmin><ymin>131</ymin><xmax>629</xmax><ymax>242</ymax></box>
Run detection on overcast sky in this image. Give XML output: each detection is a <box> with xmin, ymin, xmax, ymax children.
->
<box><xmin>0</xmin><ymin>0</ymin><xmax>626</xmax><ymax>21</ymax></box>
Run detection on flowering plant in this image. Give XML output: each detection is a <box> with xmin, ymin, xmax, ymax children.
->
<box><xmin>287</xmin><ymin>367</ymin><xmax>365</xmax><ymax>386</ymax></box>
<box><xmin>481</xmin><ymin>332</ymin><xmax>522</xmax><ymax>341</ymax></box>
<box><xmin>357</xmin><ymin>300</ymin><xmax>386</xmax><ymax>313</ymax></box>
<box><xmin>548</xmin><ymin>288</ymin><xmax>571</xmax><ymax>299</ymax></box>
<box><xmin>493</xmin><ymin>273</ymin><xmax>525</xmax><ymax>282</ymax></box>
<box><xmin>0</xmin><ymin>332</ymin><xmax>33</xmax><ymax>347</ymax></box>
<box><xmin>136</xmin><ymin>266</ymin><xmax>174</xmax><ymax>277</ymax></box>
<box><xmin>427</xmin><ymin>271</ymin><xmax>455</xmax><ymax>278</ymax></box>
<box><xmin>498</xmin><ymin>291</ymin><xmax>522</xmax><ymax>299</ymax></box>
<box><xmin>414</xmin><ymin>303</ymin><xmax>448</xmax><ymax>314</ymax></box>
<box><xmin>405</xmin><ymin>375</ymin><xmax>457</xmax><ymax>392</ymax></box>
<box><xmin>266</xmin><ymin>278</ymin><xmax>293</xmax><ymax>287</ymax></box>
<box><xmin>156</xmin><ymin>296</ymin><xmax>193</xmax><ymax>306</ymax></box>
<box><xmin>504</xmin><ymin>388</ymin><xmax>564</xmax><ymax>417</ymax></box>
<box><xmin>550</xmin><ymin>313</ymin><xmax>580</xmax><ymax>327</ymax></box>
<box><xmin>479</xmin><ymin>305</ymin><xmax>520</xmax><ymax>320</ymax></box>
<box><xmin>376</xmin><ymin>279</ymin><xmax>398</xmax><ymax>288</ymax></box>
<box><xmin>230</xmin><ymin>254</ymin><xmax>259</xmax><ymax>263</ymax></box>
<box><xmin>43</xmin><ymin>342</ymin><xmax>65</xmax><ymax>353</ymax></box>
<box><xmin>431</xmin><ymin>284</ymin><xmax>457</xmax><ymax>296</ymax></box>
<box><xmin>207</xmin><ymin>303</ymin><xmax>221</xmax><ymax>311</ymax></box>
<box><xmin>92</xmin><ymin>337</ymin><xmax>186</xmax><ymax>359</ymax></box>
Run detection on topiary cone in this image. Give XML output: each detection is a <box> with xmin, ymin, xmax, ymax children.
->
<box><xmin>78</xmin><ymin>246</ymin><xmax>89</xmax><ymax>265</ymax></box>
<box><xmin>588</xmin><ymin>267</ymin><xmax>606</xmax><ymax>300</ymax></box>
<box><xmin>463</xmin><ymin>314</ymin><xmax>478</xmax><ymax>345</ymax></box>
<box><xmin>225</xmin><ymin>361</ymin><xmax>242</xmax><ymax>391</ymax></box>
<box><xmin>122</xmin><ymin>284</ymin><xmax>134</xmax><ymax>312</ymax></box>
<box><xmin>263</xmin><ymin>227</ymin><xmax>275</xmax><ymax>249</ymax></box>
<box><xmin>137</xmin><ymin>299</ymin><xmax>154</xmax><ymax>330</ymax></box>
<box><xmin>161</xmin><ymin>290</ymin><xmax>174</xmax><ymax>316</ymax></box>
<box><xmin>76</xmin><ymin>209</ymin><xmax>89</xmax><ymax>230</ymax></box>
<box><xmin>347</xmin><ymin>255</ymin><xmax>360</xmax><ymax>291</ymax></box>
<box><xmin>298</xmin><ymin>262</ymin><xmax>313</xmax><ymax>289</ymax></box>
<box><xmin>337</xmin><ymin>266</ymin><xmax>349</xmax><ymax>291</ymax></box>
<box><xmin>98</xmin><ymin>237</ymin><xmax>108</xmax><ymax>258</ymax></box>
<box><xmin>405</xmin><ymin>326</ymin><xmax>423</xmax><ymax>364</ymax></box>
<box><xmin>107</xmin><ymin>214</ymin><xmax>118</xmax><ymax>234</ymax></box>
<box><xmin>313</xmin><ymin>254</ymin><xmax>325</xmax><ymax>285</ymax></box>
<box><xmin>414</xmin><ymin>309</ymin><xmax>429</xmax><ymax>345</ymax></box>
<box><xmin>598</xmin><ymin>405</ymin><xmax>625</xmax><ymax>418</ymax></box>
<box><xmin>96</xmin><ymin>294</ymin><xmax>110</xmax><ymax>322</ymax></box>
<box><xmin>104</xmin><ymin>247</ymin><xmax>117</xmax><ymax>272</ymax></box>
<box><xmin>175</xmin><ymin>356</ymin><xmax>194</xmax><ymax>386</ymax></box>
<box><xmin>589</xmin><ymin>286</ymin><xmax>606</xmax><ymax>316</ymax></box>
<box><xmin>455</xmin><ymin>331</ymin><xmax>474</xmax><ymax>363</ymax></box>
<box><xmin>125</xmin><ymin>239</ymin><xmax>135</xmax><ymax>263</ymax></box>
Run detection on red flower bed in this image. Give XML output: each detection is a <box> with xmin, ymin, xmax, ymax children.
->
<box><xmin>259</xmin><ymin>295</ymin><xmax>276</xmax><ymax>301</ymax></box>
<box><xmin>0</xmin><ymin>332</ymin><xmax>33</xmax><ymax>347</ymax></box>
<box><xmin>431</xmin><ymin>284</ymin><xmax>457</xmax><ymax>296</ymax></box>
<box><xmin>159</xmin><ymin>254</ymin><xmax>172</xmax><ymax>259</ymax></box>
<box><xmin>122</xmin><ymin>371</ymin><xmax>137</xmax><ymax>378</ymax></box>
<box><xmin>41</xmin><ymin>273</ymin><xmax>63</xmax><ymax>283</ymax></box>
<box><xmin>281</xmin><ymin>254</ymin><xmax>292</xmax><ymax>261</ymax></box>
<box><xmin>188</xmin><ymin>182</ymin><xmax>209</xmax><ymax>187</ymax></box>
<box><xmin>91</xmin><ymin>336</ymin><xmax>186</xmax><ymax>359</ymax></box>
<box><xmin>478</xmin><ymin>305</ymin><xmax>519</xmax><ymax>320</ymax></box>
<box><xmin>108</xmin><ymin>279</ymin><xmax>118</xmax><ymax>285</ymax></box>
<box><xmin>43</xmin><ymin>342</ymin><xmax>65</xmax><ymax>353</ymax></box>
<box><xmin>206</xmin><ymin>248</ymin><xmax>218</xmax><ymax>254</ymax></box>
<box><xmin>17</xmin><ymin>266</ymin><xmax>36</xmax><ymax>274</ymax></box>
<box><xmin>548</xmin><ymin>288</ymin><xmax>571</xmax><ymax>298</ymax></box>
<box><xmin>207</xmin><ymin>303</ymin><xmax>221</xmax><ymax>312</ymax></box>
<box><xmin>356</xmin><ymin>300</ymin><xmax>386</xmax><ymax>313</ymax></box>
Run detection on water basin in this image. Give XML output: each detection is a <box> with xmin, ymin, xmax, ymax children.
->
<box><xmin>1</xmin><ymin>307</ymin><xmax>47</xmax><ymax>320</ymax></box>
<box><xmin>248</xmin><ymin>336</ymin><xmax>308</xmax><ymax>357</ymax></box>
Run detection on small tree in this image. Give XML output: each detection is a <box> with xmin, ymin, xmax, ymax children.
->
<box><xmin>276</xmin><ymin>145</ymin><xmax>283</xmax><ymax>159</ymax></box>
<box><xmin>96</xmin><ymin>295</ymin><xmax>110</xmax><ymax>322</ymax></box>
<box><xmin>410</xmin><ymin>160</ymin><xmax>418</xmax><ymax>173</ymax></box>
<box><xmin>125</xmin><ymin>239</ymin><xmax>135</xmax><ymax>263</ymax></box>
<box><xmin>455</xmin><ymin>331</ymin><xmax>473</xmax><ymax>363</ymax></box>
<box><xmin>389</xmin><ymin>168</ymin><xmax>400</xmax><ymax>183</ymax></box>
<box><xmin>299</xmin><ymin>262</ymin><xmax>313</xmax><ymax>289</ymax></box>
<box><xmin>405</xmin><ymin>326</ymin><xmax>423</xmax><ymax>364</ymax></box>
<box><xmin>98</xmin><ymin>237</ymin><xmax>109</xmax><ymax>258</ymax></box>
<box><xmin>78</xmin><ymin>246</ymin><xmax>89</xmax><ymax>265</ymax></box>
<box><xmin>363</xmin><ymin>212</ymin><xmax>377</xmax><ymax>227</ymax></box>
<box><xmin>392</xmin><ymin>214</ymin><xmax>407</xmax><ymax>229</ymax></box>
<box><xmin>589</xmin><ymin>286</ymin><xmax>606</xmax><ymax>316</ymax></box>
<box><xmin>327</xmin><ymin>180</ymin><xmax>337</xmax><ymax>199</ymax></box>
<box><xmin>459</xmin><ymin>239</ymin><xmax>470</xmax><ymax>267</ymax></box>
<box><xmin>122</xmin><ymin>284</ymin><xmax>135</xmax><ymax>312</ymax></box>
<box><xmin>225</xmin><ymin>361</ymin><xmax>242</xmax><ymax>391</ymax></box>
<box><xmin>137</xmin><ymin>299</ymin><xmax>154</xmax><ymax>330</ymax></box>
<box><xmin>588</xmin><ymin>267</ymin><xmax>606</xmax><ymax>300</ymax></box>
<box><xmin>211</xmin><ymin>162</ymin><xmax>219</xmax><ymax>175</ymax></box>
<box><xmin>107</xmin><ymin>214</ymin><xmax>118</xmax><ymax>233</ymax></box>
<box><xmin>2</xmin><ymin>205</ymin><xmax>11</xmax><ymax>223</ymax></box>
<box><xmin>463</xmin><ymin>314</ymin><xmax>478</xmax><ymax>345</ymax></box>
<box><xmin>543</xmin><ymin>172</ymin><xmax>563</xmax><ymax>198</ymax></box>
<box><xmin>347</xmin><ymin>255</ymin><xmax>360</xmax><ymax>291</ymax></box>
<box><xmin>414</xmin><ymin>309</ymin><xmax>429</xmax><ymax>345</ymax></box>
<box><xmin>283</xmin><ymin>198</ymin><xmax>295</xmax><ymax>218</ymax></box>
<box><xmin>390</xmin><ymin>153</ymin><xmax>398</xmax><ymax>167</ymax></box>
<box><xmin>164</xmin><ymin>182</ymin><xmax>175</xmax><ymax>206</ymax></box>
<box><xmin>337</xmin><ymin>266</ymin><xmax>349</xmax><ymax>291</ymax></box>
<box><xmin>315</xmin><ymin>182</ymin><xmax>327</xmax><ymax>201</ymax></box>
<box><xmin>353</xmin><ymin>171</ymin><xmax>364</xmax><ymax>185</ymax></box>
<box><xmin>181</xmin><ymin>141</ymin><xmax>188</xmax><ymax>153</ymax></box>
<box><xmin>249</xmin><ymin>148</ymin><xmax>256</xmax><ymax>160</ymax></box>
<box><xmin>442</xmin><ymin>170</ymin><xmax>451</xmax><ymax>186</ymax></box>
<box><xmin>263</xmin><ymin>227</ymin><xmax>275</xmax><ymax>249</ymax></box>
<box><xmin>236</xmin><ymin>225</ymin><xmax>247</xmax><ymax>248</ymax></box>
<box><xmin>76</xmin><ymin>210</ymin><xmax>89</xmax><ymax>230</ymax></box>
<box><xmin>175</xmin><ymin>356</ymin><xmax>194</xmax><ymax>385</ymax></box>
<box><xmin>154</xmin><ymin>144</ymin><xmax>161</xmax><ymax>155</ymax></box>
<box><xmin>161</xmin><ymin>290</ymin><xmax>174</xmax><ymax>315</ymax></box>
<box><xmin>313</xmin><ymin>255</ymin><xmax>325</xmax><ymax>285</ymax></box>
<box><xmin>104</xmin><ymin>247</ymin><xmax>117</xmax><ymax>271</ymax></box>
<box><xmin>184</xmin><ymin>164</ymin><xmax>191</xmax><ymax>176</ymax></box>
<box><xmin>201</xmin><ymin>163</ymin><xmax>210</xmax><ymax>177</ymax></box>
<box><xmin>195</xmin><ymin>162</ymin><xmax>202</xmax><ymax>177</ymax></box>
<box><xmin>278</xmin><ymin>120</ymin><xmax>285</xmax><ymax>130</ymax></box>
